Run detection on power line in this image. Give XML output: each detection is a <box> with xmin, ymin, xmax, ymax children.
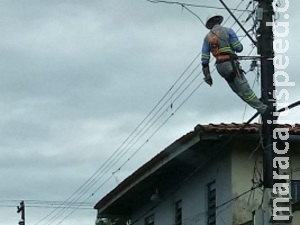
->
<box><xmin>35</xmin><ymin>52</ymin><xmax>203</xmax><ymax>225</ymax></box>
<box><xmin>38</xmin><ymin>14</ymin><xmax>214</xmax><ymax>221</ymax></box>
<box><xmin>146</xmin><ymin>0</ymin><xmax>250</xmax><ymax>44</ymax></box>
<box><xmin>53</xmin><ymin>79</ymin><xmax>206</xmax><ymax>225</ymax></box>
<box><xmin>145</xmin><ymin>0</ymin><xmax>251</xmax><ymax>12</ymax></box>
<box><xmin>0</xmin><ymin>200</ymin><xmax>93</xmax><ymax>210</ymax></box>
<box><xmin>177</xmin><ymin>137</ymin><xmax>264</xmax><ymax>225</ymax></box>
<box><xmin>92</xmin><ymin>0</ymin><xmax>298</xmax><ymax>223</ymax></box>
<box><xmin>0</xmin><ymin>199</ymin><xmax>93</xmax><ymax>205</ymax></box>
<box><xmin>222</xmin><ymin>0</ymin><xmax>246</xmax><ymax>25</ymax></box>
<box><xmin>60</xmin><ymin>64</ymin><xmax>202</xmax><ymax>216</ymax></box>
<box><xmin>55</xmin><ymin>79</ymin><xmax>206</xmax><ymax>225</ymax></box>
<box><xmin>0</xmin><ymin>204</ymin><xmax>92</xmax><ymax>210</ymax></box>
<box><xmin>35</xmin><ymin>54</ymin><xmax>203</xmax><ymax>225</ymax></box>
<box><xmin>220</xmin><ymin>0</ymin><xmax>256</xmax><ymax>46</ymax></box>
<box><xmin>96</xmin><ymin>108</ymin><xmax>266</xmax><ymax>225</ymax></box>
<box><xmin>113</xmin><ymin>79</ymin><xmax>205</xmax><ymax>173</ymax></box>
<box><xmin>36</xmin><ymin>2</ymin><xmax>259</xmax><ymax>224</ymax></box>
<box><xmin>129</xmin><ymin>144</ymin><xmax>262</xmax><ymax>225</ymax></box>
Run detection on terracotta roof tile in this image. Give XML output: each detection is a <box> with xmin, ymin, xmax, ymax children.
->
<box><xmin>194</xmin><ymin>123</ymin><xmax>300</xmax><ymax>134</ymax></box>
<box><xmin>95</xmin><ymin>123</ymin><xmax>300</xmax><ymax>211</ymax></box>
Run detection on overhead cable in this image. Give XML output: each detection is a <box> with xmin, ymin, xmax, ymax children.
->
<box><xmin>36</xmin><ymin>1</ymin><xmax>259</xmax><ymax>224</ymax></box>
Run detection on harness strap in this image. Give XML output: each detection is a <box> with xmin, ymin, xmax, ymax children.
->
<box><xmin>207</xmin><ymin>29</ymin><xmax>231</xmax><ymax>64</ymax></box>
<box><xmin>207</xmin><ymin>29</ymin><xmax>221</xmax><ymax>57</ymax></box>
<box><xmin>215</xmin><ymin>55</ymin><xmax>231</xmax><ymax>61</ymax></box>
<box><xmin>207</xmin><ymin>29</ymin><xmax>242</xmax><ymax>77</ymax></box>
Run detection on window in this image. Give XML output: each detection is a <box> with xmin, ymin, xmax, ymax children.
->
<box><xmin>207</xmin><ymin>181</ymin><xmax>216</xmax><ymax>225</ymax></box>
<box><xmin>145</xmin><ymin>215</ymin><xmax>154</xmax><ymax>225</ymax></box>
<box><xmin>175</xmin><ymin>200</ymin><xmax>182</xmax><ymax>225</ymax></box>
<box><xmin>291</xmin><ymin>180</ymin><xmax>300</xmax><ymax>204</ymax></box>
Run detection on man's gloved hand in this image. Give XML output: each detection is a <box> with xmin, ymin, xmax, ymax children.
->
<box><xmin>204</xmin><ymin>74</ymin><xmax>213</xmax><ymax>86</ymax></box>
<box><xmin>202</xmin><ymin>65</ymin><xmax>213</xmax><ymax>86</ymax></box>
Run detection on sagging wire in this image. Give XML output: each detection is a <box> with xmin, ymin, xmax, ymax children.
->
<box><xmin>55</xmin><ymin>78</ymin><xmax>207</xmax><ymax>225</ymax></box>
<box><xmin>235</xmin><ymin>1</ymin><xmax>258</xmax><ymax>41</ymax></box>
<box><xmin>145</xmin><ymin>0</ymin><xmax>252</xmax><ymax>12</ymax></box>
<box><xmin>41</xmin><ymin>1</ymin><xmax>271</xmax><ymax>224</ymax></box>
<box><xmin>35</xmin><ymin>45</ymin><xmax>204</xmax><ymax>225</ymax></box>
<box><xmin>146</xmin><ymin>0</ymin><xmax>206</xmax><ymax>26</ymax></box>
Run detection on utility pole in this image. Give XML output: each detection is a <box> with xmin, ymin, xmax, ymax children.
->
<box><xmin>255</xmin><ymin>0</ymin><xmax>292</xmax><ymax>224</ymax></box>
<box><xmin>220</xmin><ymin>0</ymin><xmax>293</xmax><ymax>223</ymax></box>
<box><xmin>256</xmin><ymin>0</ymin><xmax>275</xmax><ymax>190</ymax></box>
<box><xmin>17</xmin><ymin>201</ymin><xmax>25</xmax><ymax>225</ymax></box>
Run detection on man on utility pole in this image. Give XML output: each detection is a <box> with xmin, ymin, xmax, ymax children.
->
<box><xmin>201</xmin><ymin>13</ymin><xmax>268</xmax><ymax>115</ymax></box>
<box><xmin>202</xmin><ymin>0</ymin><xmax>293</xmax><ymax>223</ymax></box>
<box><xmin>256</xmin><ymin>0</ymin><xmax>292</xmax><ymax>224</ymax></box>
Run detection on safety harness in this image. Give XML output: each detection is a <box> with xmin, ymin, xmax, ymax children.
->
<box><xmin>207</xmin><ymin>29</ymin><xmax>231</xmax><ymax>63</ymax></box>
<box><xmin>207</xmin><ymin>28</ymin><xmax>242</xmax><ymax>80</ymax></box>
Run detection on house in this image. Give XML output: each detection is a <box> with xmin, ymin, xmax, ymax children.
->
<box><xmin>94</xmin><ymin>123</ymin><xmax>300</xmax><ymax>225</ymax></box>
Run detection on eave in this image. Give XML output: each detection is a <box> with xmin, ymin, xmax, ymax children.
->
<box><xmin>94</xmin><ymin>123</ymin><xmax>300</xmax><ymax>216</ymax></box>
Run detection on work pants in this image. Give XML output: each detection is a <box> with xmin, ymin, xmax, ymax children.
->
<box><xmin>216</xmin><ymin>61</ymin><xmax>267</xmax><ymax>114</ymax></box>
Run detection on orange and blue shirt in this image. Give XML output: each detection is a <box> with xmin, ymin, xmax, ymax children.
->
<box><xmin>201</xmin><ymin>24</ymin><xmax>243</xmax><ymax>66</ymax></box>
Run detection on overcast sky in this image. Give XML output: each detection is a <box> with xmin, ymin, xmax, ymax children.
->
<box><xmin>0</xmin><ymin>0</ymin><xmax>298</xmax><ymax>225</ymax></box>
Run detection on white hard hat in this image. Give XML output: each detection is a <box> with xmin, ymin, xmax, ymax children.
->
<box><xmin>205</xmin><ymin>13</ymin><xmax>224</xmax><ymax>29</ymax></box>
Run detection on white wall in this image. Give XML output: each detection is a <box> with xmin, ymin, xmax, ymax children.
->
<box><xmin>130</xmin><ymin>136</ymin><xmax>300</xmax><ymax>225</ymax></box>
<box><xmin>131</xmin><ymin>150</ymin><xmax>232</xmax><ymax>225</ymax></box>
<box><xmin>231</xmin><ymin>138</ymin><xmax>263</xmax><ymax>225</ymax></box>
<box><xmin>231</xmin><ymin>136</ymin><xmax>300</xmax><ymax>225</ymax></box>
<box><xmin>292</xmin><ymin>210</ymin><xmax>300</xmax><ymax>225</ymax></box>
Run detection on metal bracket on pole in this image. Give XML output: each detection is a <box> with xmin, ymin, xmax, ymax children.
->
<box><xmin>219</xmin><ymin>0</ymin><xmax>257</xmax><ymax>46</ymax></box>
<box><xmin>237</xmin><ymin>56</ymin><xmax>273</xmax><ymax>60</ymax></box>
<box><xmin>238</xmin><ymin>56</ymin><xmax>261</xmax><ymax>60</ymax></box>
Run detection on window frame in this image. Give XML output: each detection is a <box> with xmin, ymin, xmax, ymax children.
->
<box><xmin>291</xmin><ymin>180</ymin><xmax>300</xmax><ymax>204</ymax></box>
<box><xmin>174</xmin><ymin>200</ymin><xmax>182</xmax><ymax>225</ymax></box>
<box><xmin>207</xmin><ymin>181</ymin><xmax>216</xmax><ymax>225</ymax></box>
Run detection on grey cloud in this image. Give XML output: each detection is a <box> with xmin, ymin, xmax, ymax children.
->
<box><xmin>0</xmin><ymin>1</ymin><xmax>299</xmax><ymax>225</ymax></box>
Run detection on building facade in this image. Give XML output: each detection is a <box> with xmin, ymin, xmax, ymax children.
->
<box><xmin>94</xmin><ymin>123</ymin><xmax>300</xmax><ymax>225</ymax></box>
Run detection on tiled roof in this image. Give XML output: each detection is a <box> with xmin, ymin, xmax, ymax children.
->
<box><xmin>194</xmin><ymin>123</ymin><xmax>300</xmax><ymax>135</ymax></box>
<box><xmin>95</xmin><ymin>123</ymin><xmax>300</xmax><ymax>212</ymax></box>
